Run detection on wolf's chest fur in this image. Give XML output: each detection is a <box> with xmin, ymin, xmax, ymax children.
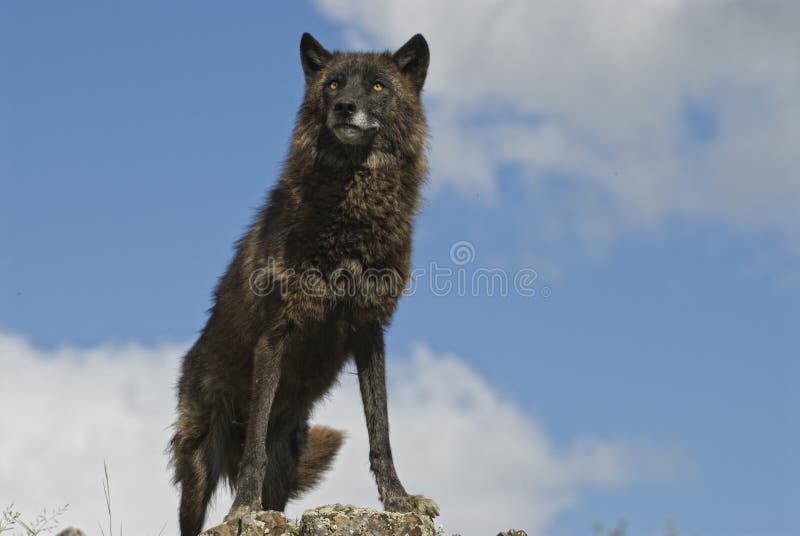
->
<box><xmin>274</xmin><ymin>167</ymin><xmax>412</xmax><ymax>324</ymax></box>
<box><xmin>295</xmin><ymin>169</ymin><xmax>406</xmax><ymax>262</ymax></box>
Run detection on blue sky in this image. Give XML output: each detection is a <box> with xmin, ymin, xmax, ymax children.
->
<box><xmin>2</xmin><ymin>1</ymin><xmax>798</xmax><ymax>535</ymax></box>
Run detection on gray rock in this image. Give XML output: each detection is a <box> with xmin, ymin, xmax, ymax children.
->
<box><xmin>300</xmin><ymin>504</ymin><xmax>435</xmax><ymax>536</ymax></box>
<box><xmin>199</xmin><ymin>510</ymin><xmax>294</xmax><ymax>536</ymax></box>
<box><xmin>198</xmin><ymin>504</ymin><xmax>526</xmax><ymax>536</ymax></box>
<box><xmin>201</xmin><ymin>505</ymin><xmax>435</xmax><ymax>536</ymax></box>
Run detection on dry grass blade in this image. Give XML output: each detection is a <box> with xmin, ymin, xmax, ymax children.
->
<box><xmin>99</xmin><ymin>460</ymin><xmax>113</xmax><ymax>536</ymax></box>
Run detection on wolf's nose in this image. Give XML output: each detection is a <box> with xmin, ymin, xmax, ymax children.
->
<box><xmin>334</xmin><ymin>100</ymin><xmax>357</xmax><ymax>114</ymax></box>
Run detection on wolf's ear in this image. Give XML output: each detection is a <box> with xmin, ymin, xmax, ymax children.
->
<box><xmin>392</xmin><ymin>34</ymin><xmax>429</xmax><ymax>92</ymax></box>
<box><xmin>300</xmin><ymin>33</ymin><xmax>332</xmax><ymax>81</ymax></box>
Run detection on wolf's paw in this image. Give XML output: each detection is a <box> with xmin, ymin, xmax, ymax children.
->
<box><xmin>384</xmin><ymin>494</ymin><xmax>439</xmax><ymax>517</ymax></box>
<box><xmin>408</xmin><ymin>494</ymin><xmax>439</xmax><ymax>517</ymax></box>
<box><xmin>223</xmin><ymin>503</ymin><xmax>258</xmax><ymax>523</ymax></box>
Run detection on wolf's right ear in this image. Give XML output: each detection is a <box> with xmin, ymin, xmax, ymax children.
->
<box><xmin>300</xmin><ymin>33</ymin><xmax>332</xmax><ymax>81</ymax></box>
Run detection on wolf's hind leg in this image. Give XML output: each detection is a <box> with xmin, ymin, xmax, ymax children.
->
<box><xmin>259</xmin><ymin>419</ymin><xmax>304</xmax><ymax>511</ymax></box>
<box><xmin>259</xmin><ymin>418</ymin><xmax>346</xmax><ymax>511</ymax></box>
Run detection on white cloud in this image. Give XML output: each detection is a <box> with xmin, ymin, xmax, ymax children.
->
<box><xmin>0</xmin><ymin>333</ymin><xmax>678</xmax><ymax>535</ymax></box>
<box><xmin>315</xmin><ymin>0</ymin><xmax>800</xmax><ymax>253</ymax></box>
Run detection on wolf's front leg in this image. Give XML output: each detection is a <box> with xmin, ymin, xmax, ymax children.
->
<box><xmin>226</xmin><ymin>334</ymin><xmax>283</xmax><ymax>521</ymax></box>
<box><xmin>353</xmin><ymin>324</ymin><xmax>439</xmax><ymax>518</ymax></box>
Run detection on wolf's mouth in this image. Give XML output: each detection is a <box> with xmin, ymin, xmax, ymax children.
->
<box><xmin>331</xmin><ymin>122</ymin><xmax>378</xmax><ymax>145</ymax></box>
<box><xmin>334</xmin><ymin>123</ymin><xmax>377</xmax><ymax>133</ymax></box>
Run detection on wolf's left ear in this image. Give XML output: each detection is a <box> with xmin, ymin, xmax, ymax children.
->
<box><xmin>300</xmin><ymin>33</ymin><xmax>332</xmax><ymax>81</ymax></box>
<box><xmin>392</xmin><ymin>34</ymin><xmax>429</xmax><ymax>92</ymax></box>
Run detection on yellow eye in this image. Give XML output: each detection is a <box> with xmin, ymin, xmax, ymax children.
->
<box><xmin>329</xmin><ymin>81</ymin><xmax>338</xmax><ymax>90</ymax></box>
<box><xmin>373</xmin><ymin>82</ymin><xmax>384</xmax><ymax>92</ymax></box>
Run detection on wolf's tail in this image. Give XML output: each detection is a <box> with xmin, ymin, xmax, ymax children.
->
<box><xmin>290</xmin><ymin>425</ymin><xmax>345</xmax><ymax>499</ymax></box>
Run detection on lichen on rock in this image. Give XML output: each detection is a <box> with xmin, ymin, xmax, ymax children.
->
<box><xmin>300</xmin><ymin>504</ymin><xmax>435</xmax><ymax>536</ymax></box>
<box><xmin>200</xmin><ymin>504</ymin><xmax>435</xmax><ymax>536</ymax></box>
<box><xmin>198</xmin><ymin>504</ymin><xmax>525</xmax><ymax>536</ymax></box>
<box><xmin>199</xmin><ymin>510</ymin><xmax>294</xmax><ymax>536</ymax></box>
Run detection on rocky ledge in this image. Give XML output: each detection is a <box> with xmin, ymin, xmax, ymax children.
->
<box><xmin>199</xmin><ymin>504</ymin><xmax>527</xmax><ymax>536</ymax></box>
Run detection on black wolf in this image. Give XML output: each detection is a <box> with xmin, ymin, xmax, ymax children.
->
<box><xmin>169</xmin><ymin>33</ymin><xmax>436</xmax><ymax>535</ymax></box>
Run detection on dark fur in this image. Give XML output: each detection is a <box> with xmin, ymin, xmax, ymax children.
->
<box><xmin>169</xmin><ymin>33</ymin><xmax>436</xmax><ymax>535</ymax></box>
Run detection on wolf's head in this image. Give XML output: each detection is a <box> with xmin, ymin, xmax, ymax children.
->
<box><xmin>297</xmin><ymin>33</ymin><xmax>429</xmax><ymax>151</ymax></box>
